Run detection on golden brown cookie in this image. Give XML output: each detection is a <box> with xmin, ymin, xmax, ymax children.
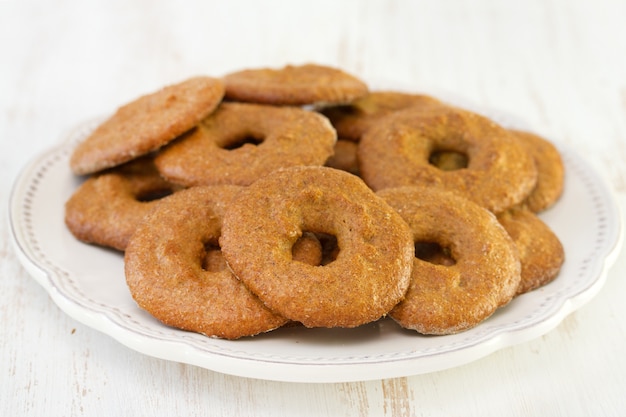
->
<box><xmin>358</xmin><ymin>107</ymin><xmax>538</xmax><ymax>213</ymax></box>
<box><xmin>291</xmin><ymin>232</ymin><xmax>323</xmax><ymax>266</ymax></box>
<box><xmin>125</xmin><ymin>185</ymin><xmax>288</xmax><ymax>340</ymax></box>
<box><xmin>154</xmin><ymin>102</ymin><xmax>337</xmax><ymax>187</ymax></box>
<box><xmin>427</xmin><ymin>149</ymin><xmax>469</xmax><ymax>171</ymax></box>
<box><xmin>497</xmin><ymin>208</ymin><xmax>565</xmax><ymax>295</ymax></box>
<box><xmin>70</xmin><ymin>76</ymin><xmax>225</xmax><ymax>175</ymax></box>
<box><xmin>320</xmin><ymin>91</ymin><xmax>443</xmax><ymax>141</ymax></box>
<box><xmin>203</xmin><ymin>233</ymin><xmax>323</xmax><ymax>271</ymax></box>
<box><xmin>64</xmin><ymin>157</ymin><xmax>181</xmax><ymax>251</ymax></box>
<box><xmin>219</xmin><ymin>166</ymin><xmax>414</xmax><ymax>328</ymax></box>
<box><xmin>378</xmin><ymin>186</ymin><xmax>521</xmax><ymax>335</ymax></box>
<box><xmin>510</xmin><ymin>129</ymin><xmax>565</xmax><ymax>212</ymax></box>
<box><xmin>222</xmin><ymin>63</ymin><xmax>368</xmax><ymax>106</ymax></box>
<box><xmin>324</xmin><ymin>139</ymin><xmax>360</xmax><ymax>176</ymax></box>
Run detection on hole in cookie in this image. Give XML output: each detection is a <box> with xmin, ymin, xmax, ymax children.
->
<box><xmin>332</xmin><ymin>104</ymin><xmax>359</xmax><ymax>116</ymax></box>
<box><xmin>429</xmin><ymin>150</ymin><xmax>468</xmax><ymax>171</ymax></box>
<box><xmin>292</xmin><ymin>232</ymin><xmax>323</xmax><ymax>266</ymax></box>
<box><xmin>414</xmin><ymin>241</ymin><xmax>456</xmax><ymax>266</ymax></box>
<box><xmin>291</xmin><ymin>232</ymin><xmax>339</xmax><ymax>266</ymax></box>
<box><xmin>202</xmin><ymin>239</ymin><xmax>227</xmax><ymax>272</ymax></box>
<box><xmin>317</xmin><ymin>233</ymin><xmax>339</xmax><ymax>266</ymax></box>
<box><xmin>136</xmin><ymin>188</ymin><xmax>175</xmax><ymax>202</ymax></box>
<box><xmin>222</xmin><ymin>133</ymin><xmax>264</xmax><ymax>150</ymax></box>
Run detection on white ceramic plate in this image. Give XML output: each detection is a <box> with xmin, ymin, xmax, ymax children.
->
<box><xmin>9</xmin><ymin>116</ymin><xmax>623</xmax><ymax>383</ymax></box>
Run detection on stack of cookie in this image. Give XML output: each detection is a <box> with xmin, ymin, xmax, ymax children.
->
<box><xmin>65</xmin><ymin>64</ymin><xmax>565</xmax><ymax>339</ymax></box>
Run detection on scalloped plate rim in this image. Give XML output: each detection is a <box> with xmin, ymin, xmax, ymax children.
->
<box><xmin>8</xmin><ymin>111</ymin><xmax>623</xmax><ymax>383</ymax></box>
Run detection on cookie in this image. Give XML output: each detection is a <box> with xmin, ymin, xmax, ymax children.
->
<box><xmin>125</xmin><ymin>185</ymin><xmax>288</xmax><ymax>339</ymax></box>
<box><xmin>219</xmin><ymin>166</ymin><xmax>414</xmax><ymax>328</ymax></box>
<box><xmin>70</xmin><ymin>76</ymin><xmax>224</xmax><ymax>175</ymax></box>
<box><xmin>222</xmin><ymin>63</ymin><xmax>368</xmax><ymax>106</ymax></box>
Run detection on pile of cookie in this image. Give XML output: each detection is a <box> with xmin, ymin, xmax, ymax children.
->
<box><xmin>65</xmin><ymin>64</ymin><xmax>565</xmax><ymax>340</ymax></box>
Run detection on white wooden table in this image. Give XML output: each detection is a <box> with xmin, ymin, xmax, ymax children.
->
<box><xmin>2</xmin><ymin>1</ymin><xmax>626</xmax><ymax>415</ymax></box>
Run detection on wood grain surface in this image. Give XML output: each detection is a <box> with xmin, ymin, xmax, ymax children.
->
<box><xmin>2</xmin><ymin>0</ymin><xmax>625</xmax><ymax>416</ymax></box>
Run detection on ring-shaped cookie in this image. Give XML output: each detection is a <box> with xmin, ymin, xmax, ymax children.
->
<box><xmin>64</xmin><ymin>157</ymin><xmax>180</xmax><ymax>251</ymax></box>
<box><xmin>497</xmin><ymin>207</ymin><xmax>565</xmax><ymax>295</ymax></box>
<box><xmin>222</xmin><ymin>63</ymin><xmax>369</xmax><ymax>106</ymax></box>
<box><xmin>155</xmin><ymin>102</ymin><xmax>337</xmax><ymax>186</ymax></box>
<box><xmin>70</xmin><ymin>76</ymin><xmax>224</xmax><ymax>175</ymax></box>
<box><xmin>358</xmin><ymin>107</ymin><xmax>538</xmax><ymax>213</ymax></box>
<box><xmin>510</xmin><ymin>129</ymin><xmax>565</xmax><ymax>212</ymax></box>
<box><xmin>124</xmin><ymin>185</ymin><xmax>289</xmax><ymax>340</ymax></box>
<box><xmin>320</xmin><ymin>90</ymin><xmax>443</xmax><ymax>141</ymax></box>
<box><xmin>378</xmin><ymin>186</ymin><xmax>521</xmax><ymax>335</ymax></box>
<box><xmin>219</xmin><ymin>166</ymin><xmax>414</xmax><ymax>328</ymax></box>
